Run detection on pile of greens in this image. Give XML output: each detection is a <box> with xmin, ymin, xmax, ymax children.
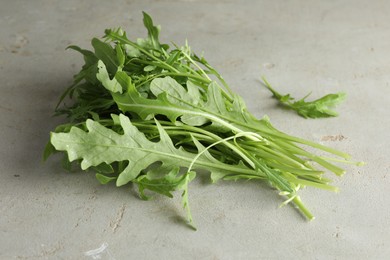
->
<box><xmin>45</xmin><ymin>12</ymin><xmax>360</xmax><ymax>229</ymax></box>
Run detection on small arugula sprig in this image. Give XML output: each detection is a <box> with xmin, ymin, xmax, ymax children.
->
<box><xmin>45</xmin><ymin>12</ymin><xmax>362</xmax><ymax>229</ymax></box>
<box><xmin>262</xmin><ymin>77</ymin><xmax>346</xmax><ymax>118</ymax></box>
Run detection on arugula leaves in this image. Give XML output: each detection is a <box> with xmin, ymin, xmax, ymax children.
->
<box><xmin>262</xmin><ymin>77</ymin><xmax>346</xmax><ymax>118</ymax></box>
<box><xmin>51</xmin><ymin>114</ymin><xmax>260</xmax><ymax>187</ymax></box>
<box><xmin>46</xmin><ymin>12</ymin><xmax>361</xmax><ymax>229</ymax></box>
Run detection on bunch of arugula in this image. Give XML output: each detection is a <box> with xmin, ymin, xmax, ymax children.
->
<box><xmin>45</xmin><ymin>12</ymin><xmax>361</xmax><ymax>229</ymax></box>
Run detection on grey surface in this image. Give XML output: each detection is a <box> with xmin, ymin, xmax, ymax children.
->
<box><xmin>0</xmin><ymin>0</ymin><xmax>389</xmax><ymax>259</ymax></box>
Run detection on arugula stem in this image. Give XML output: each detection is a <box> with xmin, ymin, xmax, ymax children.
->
<box><xmin>135</xmin><ymin>72</ymin><xmax>210</xmax><ymax>88</ymax></box>
<box><xmin>238</xmin><ymin>162</ymin><xmax>316</xmax><ymax>220</ymax></box>
<box><xmin>230</xmin><ymin>118</ymin><xmax>351</xmax><ymax>159</ymax></box>
<box><xmin>292</xmin><ymin>196</ymin><xmax>315</xmax><ymax>220</ymax></box>
<box><xmin>282</xmin><ymin>172</ymin><xmax>339</xmax><ymax>191</ymax></box>
<box><xmin>244</xmin><ymin>142</ymin><xmax>308</xmax><ymax>169</ymax></box>
<box><xmin>134</xmin><ymin>121</ymin><xmax>257</xmax><ymax>169</ymax></box>
<box><xmin>195</xmin><ymin>56</ymin><xmax>234</xmax><ymax>97</ymax></box>
<box><xmin>317</xmin><ymin>156</ymin><xmax>365</xmax><ymax>166</ymax></box>
<box><xmin>264</xmin><ymin>161</ymin><xmax>323</xmax><ymax>177</ymax></box>
<box><xmin>180</xmin><ymin>50</ymin><xmax>212</xmax><ymax>81</ymax></box>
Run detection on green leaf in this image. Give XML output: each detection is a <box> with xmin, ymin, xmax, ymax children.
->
<box><xmin>115</xmin><ymin>44</ymin><xmax>125</xmax><ymax>68</ymax></box>
<box><xmin>143</xmin><ymin>65</ymin><xmax>156</xmax><ymax>72</ymax></box>
<box><xmin>74</xmin><ymin>62</ymin><xmax>99</xmax><ymax>85</ymax></box>
<box><xmin>135</xmin><ymin>167</ymin><xmax>185</xmax><ymax>199</ymax></box>
<box><xmin>262</xmin><ymin>78</ymin><xmax>346</xmax><ymax>119</ymax></box>
<box><xmin>179</xmin><ymin>171</ymin><xmax>196</xmax><ymax>229</ymax></box>
<box><xmin>61</xmin><ymin>154</ymin><xmax>73</xmax><ymax>172</ymax></box>
<box><xmin>293</xmin><ymin>93</ymin><xmax>346</xmax><ymax>118</ymax></box>
<box><xmin>93</xmin><ymin>163</ymin><xmax>114</xmax><ymax>174</ymax></box>
<box><xmin>91</xmin><ymin>38</ymin><xmax>119</xmax><ymax>74</ymax></box>
<box><xmin>142</xmin><ymin>11</ymin><xmax>162</xmax><ymax>50</ymax></box>
<box><xmin>55</xmin><ymin>47</ymin><xmax>99</xmax><ymax>110</ymax></box>
<box><xmin>96</xmin><ymin>60</ymin><xmax>123</xmax><ymax>94</ymax></box>
<box><xmin>112</xmin><ymin>75</ymin><xmax>184</xmax><ymax>122</ymax></box>
<box><xmin>150</xmin><ymin>77</ymin><xmax>200</xmax><ymax>107</ymax></box>
<box><xmin>96</xmin><ymin>173</ymin><xmax>117</xmax><ymax>184</ymax></box>
<box><xmin>124</xmin><ymin>44</ymin><xmax>141</xmax><ymax>57</ymax></box>
<box><xmin>66</xmin><ymin>45</ymin><xmax>98</xmax><ymax>67</ymax></box>
<box><xmin>43</xmin><ymin>141</ymin><xmax>56</xmax><ymax>161</ymax></box>
<box><xmin>112</xmin><ymin>75</ymin><xmax>260</xmax><ymax>134</ymax></box>
<box><xmin>50</xmin><ymin>114</ymin><xmax>254</xmax><ymax>187</ymax></box>
<box><xmin>135</xmin><ymin>167</ymin><xmax>197</xmax><ymax>228</ymax></box>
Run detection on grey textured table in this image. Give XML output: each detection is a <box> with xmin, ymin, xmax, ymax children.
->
<box><xmin>1</xmin><ymin>1</ymin><xmax>389</xmax><ymax>259</ymax></box>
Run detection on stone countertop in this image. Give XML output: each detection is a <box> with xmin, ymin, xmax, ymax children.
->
<box><xmin>1</xmin><ymin>1</ymin><xmax>389</xmax><ymax>259</ymax></box>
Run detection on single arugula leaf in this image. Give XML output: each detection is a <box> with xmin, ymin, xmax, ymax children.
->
<box><xmin>149</xmin><ymin>77</ymin><xmax>208</xmax><ymax>126</ymax></box>
<box><xmin>96</xmin><ymin>60</ymin><xmax>123</xmax><ymax>94</ymax></box>
<box><xmin>124</xmin><ymin>43</ymin><xmax>142</xmax><ymax>58</ymax></box>
<box><xmin>96</xmin><ymin>173</ymin><xmax>117</xmax><ymax>184</ymax></box>
<box><xmin>61</xmin><ymin>154</ymin><xmax>73</xmax><ymax>172</ymax></box>
<box><xmin>262</xmin><ymin>78</ymin><xmax>346</xmax><ymax>119</ymax></box>
<box><xmin>113</xmin><ymin>74</ymin><xmax>195</xmax><ymax>122</ymax></box>
<box><xmin>93</xmin><ymin>163</ymin><xmax>115</xmax><ymax>174</ymax></box>
<box><xmin>292</xmin><ymin>93</ymin><xmax>346</xmax><ymax>118</ymax></box>
<box><xmin>112</xmin><ymin>73</ymin><xmax>256</xmax><ymax>133</ymax></box>
<box><xmin>55</xmin><ymin>47</ymin><xmax>99</xmax><ymax>110</ymax></box>
<box><xmin>134</xmin><ymin>167</ymin><xmax>193</xmax><ymax>199</ymax></box>
<box><xmin>91</xmin><ymin>38</ymin><xmax>119</xmax><ymax>75</ymax></box>
<box><xmin>43</xmin><ymin>141</ymin><xmax>57</xmax><ymax>161</ymax></box>
<box><xmin>136</xmin><ymin>167</ymin><xmax>197</xmax><ymax>229</ymax></box>
<box><xmin>142</xmin><ymin>11</ymin><xmax>162</xmax><ymax>50</ymax></box>
<box><xmin>115</xmin><ymin>44</ymin><xmax>125</xmax><ymax>68</ymax></box>
<box><xmin>150</xmin><ymin>77</ymin><xmax>198</xmax><ymax>105</ymax></box>
<box><xmin>141</xmin><ymin>12</ymin><xmax>169</xmax><ymax>51</ymax></box>
<box><xmin>203</xmin><ymin>82</ymin><xmax>253</xmax><ymax>131</ymax></box>
<box><xmin>112</xmin><ymin>72</ymin><xmax>183</xmax><ymax>122</ymax></box>
<box><xmin>66</xmin><ymin>45</ymin><xmax>98</xmax><ymax>68</ymax></box>
<box><xmin>50</xmin><ymin>114</ymin><xmax>258</xmax><ymax>187</ymax></box>
<box><xmin>73</xmin><ymin>64</ymin><xmax>99</xmax><ymax>86</ymax></box>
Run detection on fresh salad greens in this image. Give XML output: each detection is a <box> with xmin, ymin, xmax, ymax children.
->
<box><xmin>45</xmin><ymin>12</ymin><xmax>361</xmax><ymax>229</ymax></box>
<box><xmin>262</xmin><ymin>77</ymin><xmax>346</xmax><ymax>118</ymax></box>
